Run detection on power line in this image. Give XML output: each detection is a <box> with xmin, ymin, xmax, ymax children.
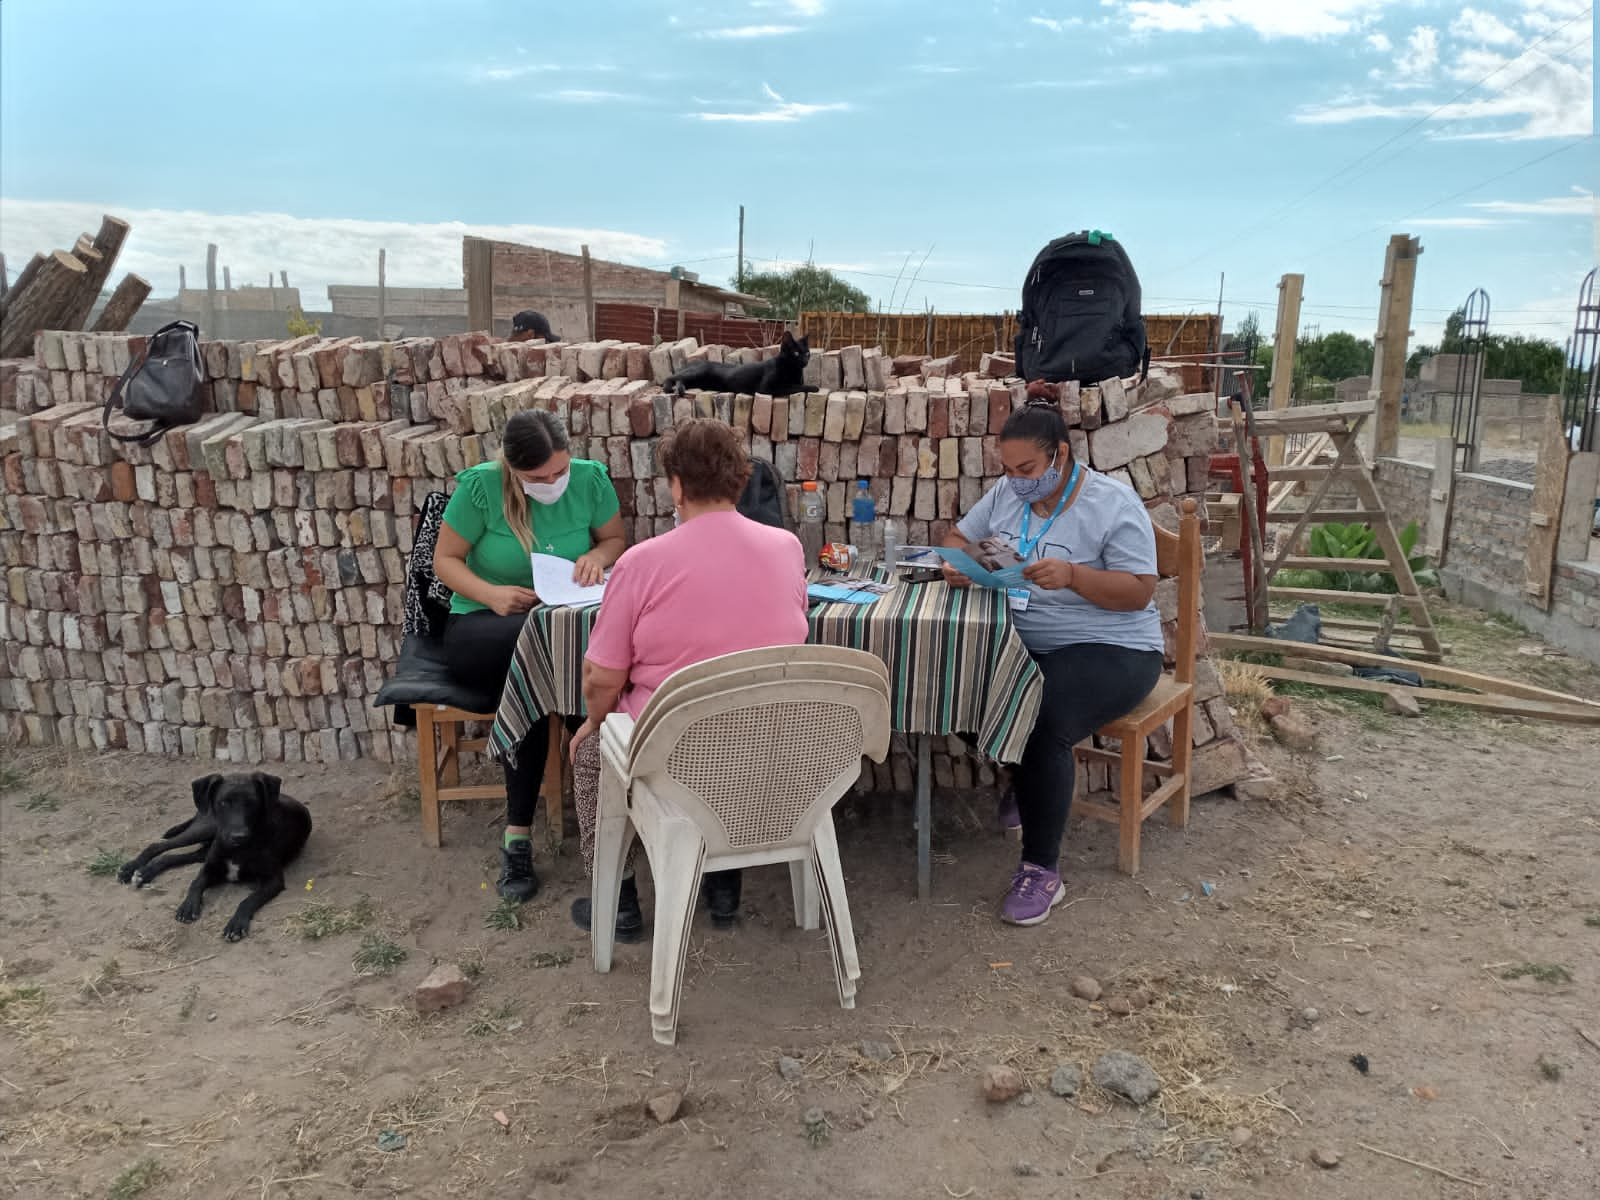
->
<box><xmin>1161</xmin><ymin>7</ymin><xmax>1595</xmax><ymax>276</ymax></box>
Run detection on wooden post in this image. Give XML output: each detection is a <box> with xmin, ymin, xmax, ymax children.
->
<box><xmin>91</xmin><ymin>274</ymin><xmax>152</xmax><ymax>333</ymax></box>
<box><xmin>223</xmin><ymin>265</ymin><xmax>232</xmax><ymax>292</ymax></box>
<box><xmin>464</xmin><ymin>236</ymin><xmax>495</xmax><ymax>334</ymax></box>
<box><xmin>736</xmin><ymin>206</ymin><xmax>744</xmax><ymax>291</ymax></box>
<box><xmin>179</xmin><ymin>264</ymin><xmax>187</xmax><ymax>291</ymax></box>
<box><xmin>1369</xmin><ymin>235</ymin><xmax>1421</xmax><ymax>460</ymax></box>
<box><xmin>204</xmin><ymin>243</ymin><xmax>218</xmax><ymax>335</ymax></box>
<box><xmin>60</xmin><ymin>215</ymin><xmax>130</xmax><ymax>331</ymax></box>
<box><xmin>0</xmin><ymin>253</ymin><xmax>7</xmax><ymax>300</ymax></box>
<box><xmin>0</xmin><ymin>252</ymin><xmax>44</xmax><ymax>323</ymax></box>
<box><xmin>1523</xmin><ymin>397</ymin><xmax>1571</xmax><ymax>610</ymax></box>
<box><xmin>377</xmin><ymin>248</ymin><xmax>387</xmax><ymax>339</ymax></box>
<box><xmin>1558</xmin><ymin>452</ymin><xmax>1600</xmax><ymax>563</ymax></box>
<box><xmin>581</xmin><ymin>243</ymin><xmax>595</xmax><ymax>341</ymax></box>
<box><xmin>279</xmin><ymin>270</ymin><xmax>289</xmax><ymax>290</ymax></box>
<box><xmin>1267</xmin><ymin>273</ymin><xmax>1304</xmax><ymax>466</ymax></box>
<box><xmin>0</xmin><ymin>250</ymin><xmax>89</xmax><ymax>358</ymax></box>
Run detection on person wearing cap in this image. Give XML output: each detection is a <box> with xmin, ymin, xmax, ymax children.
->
<box><xmin>510</xmin><ymin>310</ymin><xmax>561</xmax><ymax>343</ymax></box>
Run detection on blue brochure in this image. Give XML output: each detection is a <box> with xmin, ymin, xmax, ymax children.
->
<box><xmin>932</xmin><ymin>548</ymin><xmax>1028</xmax><ymax>590</ymax></box>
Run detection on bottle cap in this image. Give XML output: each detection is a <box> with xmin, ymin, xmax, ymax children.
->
<box><xmin>802</xmin><ymin>481</ymin><xmax>819</xmax><ymax>490</ymax></box>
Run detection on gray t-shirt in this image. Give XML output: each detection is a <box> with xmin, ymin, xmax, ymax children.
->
<box><xmin>957</xmin><ymin>469</ymin><xmax>1163</xmax><ymax>656</ymax></box>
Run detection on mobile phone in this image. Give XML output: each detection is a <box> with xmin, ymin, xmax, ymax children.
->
<box><xmin>899</xmin><ymin>567</ymin><xmax>945</xmax><ymax>584</ymax></box>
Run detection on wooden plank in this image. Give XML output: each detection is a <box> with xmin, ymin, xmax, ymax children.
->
<box><xmin>1231</xmin><ymin>406</ymin><xmax>1269</xmax><ymax>630</ymax></box>
<box><xmin>1266</xmin><ymin>465</ymin><xmax>1337</xmax><ymax>481</ymax></box>
<box><xmin>1558</xmin><ymin>452</ymin><xmax>1600</xmax><ymax>563</ymax></box>
<box><xmin>1267</xmin><ymin>587</ymin><xmax>1430</xmax><ymax>610</ymax></box>
<box><xmin>1266</xmin><ymin>273</ymin><xmax>1304</xmax><ymax>467</ymax></box>
<box><xmin>1278</xmin><ymin>557</ymin><xmax>1397</xmax><ymax>573</ymax></box>
<box><xmin>1238</xmin><ymin>664</ymin><xmax>1600</xmax><ymax>725</ymax></box>
<box><xmin>0</xmin><ymin>251</ymin><xmax>44</xmax><ymax>323</ymax></box>
<box><xmin>1370</xmin><ymin>235</ymin><xmax>1421</xmax><ymax>460</ymax></box>
<box><xmin>1340</xmin><ymin>445</ymin><xmax>1441</xmax><ymax>654</ymax></box>
<box><xmin>1212</xmin><ymin>632</ymin><xmax>1600</xmax><ymax>706</ymax></box>
<box><xmin>581</xmin><ymin>243</ymin><xmax>595</xmax><ymax>341</ymax></box>
<box><xmin>464</xmin><ymin>236</ymin><xmax>494</xmax><ymax>334</ymax></box>
<box><xmin>1522</xmin><ymin>396</ymin><xmax>1570</xmax><ymax>610</ymax></box>
<box><xmin>1265</xmin><ymin>508</ymin><xmax>1387</xmax><ymax>522</ymax></box>
<box><xmin>204</xmin><ymin>242</ymin><xmax>218</xmax><ymax>336</ymax></box>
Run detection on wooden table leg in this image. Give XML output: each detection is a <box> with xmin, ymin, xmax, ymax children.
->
<box><xmin>916</xmin><ymin>735</ymin><xmax>932</xmax><ymax>901</ymax></box>
<box><xmin>542</xmin><ymin>720</ymin><xmax>565</xmax><ymax>843</ymax></box>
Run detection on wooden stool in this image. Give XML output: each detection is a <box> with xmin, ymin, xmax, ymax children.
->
<box><xmin>415</xmin><ymin>706</ymin><xmax>567</xmax><ymax>847</ymax></box>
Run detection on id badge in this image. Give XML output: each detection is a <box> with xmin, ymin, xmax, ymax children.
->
<box><xmin>1006</xmin><ymin>587</ymin><xmax>1030</xmax><ymax>613</ymax></box>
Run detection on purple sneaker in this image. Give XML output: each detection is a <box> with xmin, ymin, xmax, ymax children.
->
<box><xmin>1000</xmin><ymin>862</ymin><xmax>1064</xmax><ymax>926</ymax></box>
<box><xmin>996</xmin><ymin>788</ymin><xmax>1022</xmax><ymax>839</ymax></box>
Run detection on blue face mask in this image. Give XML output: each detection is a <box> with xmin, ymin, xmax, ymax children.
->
<box><xmin>1008</xmin><ymin>449</ymin><xmax>1061</xmax><ymax>505</ymax></box>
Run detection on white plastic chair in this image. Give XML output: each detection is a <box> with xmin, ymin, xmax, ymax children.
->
<box><xmin>590</xmin><ymin>645</ymin><xmax>891</xmax><ymax>1045</ymax></box>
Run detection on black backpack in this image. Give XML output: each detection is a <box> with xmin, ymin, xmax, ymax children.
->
<box><xmin>738</xmin><ymin>457</ymin><xmax>789</xmax><ymax>531</ymax></box>
<box><xmin>102</xmin><ymin>320</ymin><xmax>207</xmax><ymax>444</ymax></box>
<box><xmin>1014</xmin><ymin>231</ymin><xmax>1148</xmax><ymax>384</ymax></box>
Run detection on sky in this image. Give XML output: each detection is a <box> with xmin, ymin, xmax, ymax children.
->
<box><xmin>1</xmin><ymin>0</ymin><xmax>1595</xmax><ymax>346</ymax></box>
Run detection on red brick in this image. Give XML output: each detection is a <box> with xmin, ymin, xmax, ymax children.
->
<box><xmin>897</xmin><ymin>437</ymin><xmax>919</xmax><ymax>477</ymax></box>
<box><xmin>927</xmin><ymin>393</ymin><xmax>949</xmax><ymax>439</ymax></box>
<box><xmin>797</xmin><ymin>437</ymin><xmax>821</xmax><ymax>481</ymax></box>
<box><xmin>629</xmin><ymin>396</ymin><xmax>654</xmax><ymax>437</ymax></box>
<box><xmin>988</xmin><ymin>386</ymin><xmax>1011</xmax><ymax>435</ymax></box>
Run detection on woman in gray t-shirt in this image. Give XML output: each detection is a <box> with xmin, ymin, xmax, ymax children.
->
<box><xmin>942</xmin><ymin>398</ymin><xmax>1164</xmax><ymax>927</ymax></box>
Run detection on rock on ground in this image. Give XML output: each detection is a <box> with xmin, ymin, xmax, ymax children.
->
<box><xmin>1092</xmin><ymin>1050</ymin><xmax>1161</xmax><ymax>1105</ymax></box>
<box><xmin>1311</xmin><ymin>1146</ymin><xmax>1341</xmax><ymax>1169</ymax></box>
<box><xmin>1383</xmin><ymin>690</ymin><xmax>1423</xmax><ymax>717</ymax></box>
<box><xmin>1049</xmin><ymin>1063</ymin><xmax>1083</xmax><ymax>1097</ymax></box>
<box><xmin>646</xmin><ymin>1088</ymin><xmax>683</xmax><ymax>1124</ymax></box>
<box><xmin>413</xmin><ymin>963</ymin><xmax>471</xmax><ymax>1013</ymax></box>
<box><xmin>1069</xmin><ymin>975</ymin><xmax>1102</xmax><ymax>1001</ymax></box>
<box><xmin>1270</xmin><ymin>712</ymin><xmax>1318</xmax><ymax>750</ymax></box>
<box><xmin>859</xmin><ymin>1039</ymin><xmax>894</xmax><ymax>1063</ymax></box>
<box><xmin>778</xmin><ymin>1055</ymin><xmax>804</xmax><ymax>1083</ymax></box>
<box><xmin>982</xmin><ymin>1064</ymin><xmax>1026</xmax><ymax>1102</ymax></box>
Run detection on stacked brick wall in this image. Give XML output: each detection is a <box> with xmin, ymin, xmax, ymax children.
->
<box><xmin>1373</xmin><ymin>458</ymin><xmax>1432</xmax><ymax>545</ymax></box>
<box><xmin>0</xmin><ymin>327</ymin><xmax>1249</xmax><ymax>794</ymax></box>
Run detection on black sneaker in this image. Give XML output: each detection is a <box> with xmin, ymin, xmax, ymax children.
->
<box><xmin>497</xmin><ymin>839</ymin><xmax>540</xmax><ymax>903</ymax></box>
<box><xmin>570</xmin><ymin>876</ymin><xmax>646</xmax><ymax>944</ymax></box>
<box><xmin>703</xmin><ymin>869</ymin><xmax>742</xmax><ymax>929</ymax></box>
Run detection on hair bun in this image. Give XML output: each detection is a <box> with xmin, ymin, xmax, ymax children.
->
<box><xmin>1024</xmin><ymin>396</ymin><xmax>1058</xmax><ymax>409</ymax></box>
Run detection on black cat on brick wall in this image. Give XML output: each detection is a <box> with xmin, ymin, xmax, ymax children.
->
<box><xmin>664</xmin><ymin>331</ymin><xmax>817</xmax><ymax>398</ymax></box>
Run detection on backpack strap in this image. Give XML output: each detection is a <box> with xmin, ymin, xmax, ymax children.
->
<box><xmin>100</xmin><ymin>341</ymin><xmax>167</xmax><ymax>446</ymax></box>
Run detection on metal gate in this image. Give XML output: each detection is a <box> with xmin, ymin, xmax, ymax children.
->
<box><xmin>1448</xmin><ymin>288</ymin><xmax>1490</xmax><ymax>471</ymax></box>
<box><xmin>1563</xmin><ymin>268</ymin><xmax>1599</xmax><ymax>453</ymax></box>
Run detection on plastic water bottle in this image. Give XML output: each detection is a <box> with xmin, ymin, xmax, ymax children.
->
<box><xmin>881</xmin><ymin>517</ymin><xmax>904</xmax><ymax>576</ymax></box>
<box><xmin>799</xmin><ymin>481</ymin><xmax>826</xmax><ymax>565</ymax></box>
<box><xmin>850</xmin><ymin>480</ymin><xmax>879</xmax><ymax>566</ymax></box>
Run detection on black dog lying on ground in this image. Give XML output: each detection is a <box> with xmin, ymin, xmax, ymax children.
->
<box><xmin>663</xmin><ymin>330</ymin><xmax>818</xmax><ymax>397</ymax></box>
<box><xmin>118</xmin><ymin>772</ymin><xmax>312</xmax><ymax>942</ymax></box>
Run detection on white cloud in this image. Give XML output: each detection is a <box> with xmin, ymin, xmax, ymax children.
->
<box><xmin>1029</xmin><ymin>16</ymin><xmax>1083</xmax><ymax>33</ymax></box>
<box><xmin>1470</xmin><ymin>190</ymin><xmax>1596</xmax><ymax>215</ymax></box>
<box><xmin>1367</xmin><ymin>32</ymin><xmax>1392</xmax><ymax>52</ymax></box>
<box><xmin>695</xmin><ymin>24</ymin><xmax>802</xmax><ymax>39</ymax></box>
<box><xmin>0</xmin><ymin>198</ymin><xmax>668</xmax><ymax>314</ymax></box>
<box><xmin>1408</xmin><ymin>216</ymin><xmax>1511</xmax><ymax>227</ymax></box>
<box><xmin>545</xmin><ymin>89</ymin><xmax>638</xmax><ymax>104</ymax></box>
<box><xmin>1296</xmin><ymin>3</ymin><xmax>1594</xmax><ymax>140</ymax></box>
<box><xmin>1450</xmin><ymin>8</ymin><xmax>1520</xmax><ymax>46</ymax></box>
<box><xmin>1112</xmin><ymin>0</ymin><xmax>1396</xmax><ymax>38</ymax></box>
<box><xmin>1394</xmin><ymin>25</ymin><xmax>1440</xmax><ymax>81</ymax></box>
<box><xmin>473</xmin><ymin>62</ymin><xmax>617</xmax><ymax>82</ymax></box>
<box><xmin>693</xmin><ymin>83</ymin><xmax>849</xmax><ymax>122</ymax></box>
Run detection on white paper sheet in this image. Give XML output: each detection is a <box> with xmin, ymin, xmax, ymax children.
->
<box><xmin>530</xmin><ymin>553</ymin><xmax>607</xmax><ymax>608</ymax></box>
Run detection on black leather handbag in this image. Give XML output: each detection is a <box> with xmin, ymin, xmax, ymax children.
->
<box><xmin>102</xmin><ymin>320</ymin><xmax>207</xmax><ymax>444</ymax></box>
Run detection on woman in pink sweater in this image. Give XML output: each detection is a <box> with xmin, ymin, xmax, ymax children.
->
<box><xmin>567</xmin><ymin>419</ymin><xmax>810</xmax><ymax>940</ymax></box>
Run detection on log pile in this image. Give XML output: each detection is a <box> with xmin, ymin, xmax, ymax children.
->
<box><xmin>0</xmin><ymin>216</ymin><xmax>148</xmax><ymax>359</ymax></box>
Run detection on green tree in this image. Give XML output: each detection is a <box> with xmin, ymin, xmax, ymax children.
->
<box><xmin>1297</xmin><ymin>330</ymin><xmax>1374</xmax><ymax>385</ymax></box>
<box><xmin>734</xmin><ymin>262</ymin><xmax>871</xmax><ymax>320</ymax></box>
<box><xmin>1430</xmin><ymin>306</ymin><xmax>1566</xmax><ymax>393</ymax></box>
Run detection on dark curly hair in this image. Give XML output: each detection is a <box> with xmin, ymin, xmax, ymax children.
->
<box><xmin>658</xmin><ymin>418</ymin><xmax>751</xmax><ymax>504</ymax></box>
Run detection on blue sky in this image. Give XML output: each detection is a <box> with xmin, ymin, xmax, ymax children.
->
<box><xmin>1</xmin><ymin>0</ymin><xmax>1594</xmax><ymax>345</ymax></box>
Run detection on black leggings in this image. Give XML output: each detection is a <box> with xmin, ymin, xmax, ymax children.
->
<box><xmin>442</xmin><ymin>610</ymin><xmax>581</xmax><ymax>828</ymax></box>
<box><xmin>1016</xmin><ymin>642</ymin><xmax>1164</xmax><ymax>871</ymax></box>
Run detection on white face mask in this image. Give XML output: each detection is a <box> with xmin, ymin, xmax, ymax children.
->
<box><xmin>522</xmin><ymin>471</ymin><xmax>570</xmax><ymax>504</ymax></box>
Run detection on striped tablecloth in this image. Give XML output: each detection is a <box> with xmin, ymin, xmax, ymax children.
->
<box><xmin>488</xmin><ymin>577</ymin><xmax>1044</xmax><ymax>767</ymax></box>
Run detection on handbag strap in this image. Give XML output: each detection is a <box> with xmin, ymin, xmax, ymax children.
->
<box><xmin>100</xmin><ymin>339</ymin><xmax>167</xmax><ymax>446</ymax></box>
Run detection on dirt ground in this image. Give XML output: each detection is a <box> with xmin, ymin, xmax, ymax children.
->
<box><xmin>2</xmin><ymin>598</ymin><xmax>1598</xmax><ymax>1200</ymax></box>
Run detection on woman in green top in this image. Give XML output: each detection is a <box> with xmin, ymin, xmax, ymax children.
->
<box><xmin>434</xmin><ymin>409</ymin><xmax>626</xmax><ymax>902</ymax></box>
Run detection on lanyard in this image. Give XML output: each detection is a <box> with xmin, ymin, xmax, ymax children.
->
<box><xmin>1017</xmin><ymin>462</ymin><xmax>1081</xmax><ymax>558</ymax></box>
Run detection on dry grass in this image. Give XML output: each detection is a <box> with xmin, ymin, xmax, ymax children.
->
<box><xmin>1246</xmin><ymin>844</ymin><xmax>1416</xmax><ymax>935</ymax></box>
<box><xmin>1218</xmin><ymin>660</ymin><xmax>1274</xmax><ymax>734</ymax></box>
<box><xmin>0</xmin><ymin>969</ymin><xmax>53</xmax><ymax>1034</ymax></box>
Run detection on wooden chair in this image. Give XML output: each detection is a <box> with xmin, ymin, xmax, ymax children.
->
<box><xmin>415</xmin><ymin>706</ymin><xmax>565</xmax><ymax>849</ymax></box>
<box><xmin>1074</xmin><ymin>497</ymin><xmax>1201</xmax><ymax>875</ymax></box>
